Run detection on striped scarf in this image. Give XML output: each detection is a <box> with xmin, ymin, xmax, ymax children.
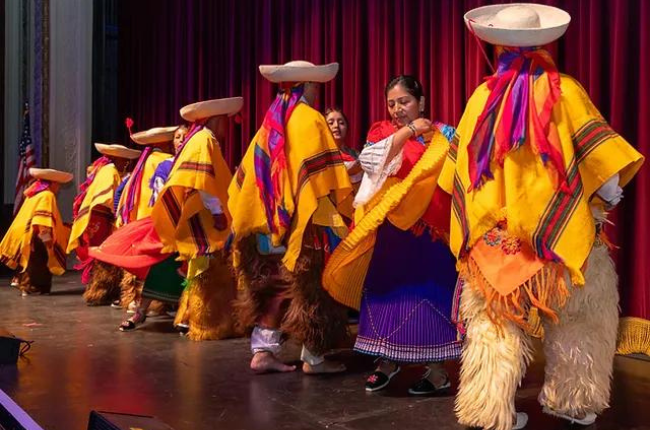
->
<box><xmin>254</xmin><ymin>83</ymin><xmax>304</xmax><ymax>235</ymax></box>
<box><xmin>118</xmin><ymin>147</ymin><xmax>152</xmax><ymax>225</ymax></box>
<box><xmin>467</xmin><ymin>48</ymin><xmax>564</xmax><ymax>192</ymax></box>
<box><xmin>24</xmin><ymin>179</ymin><xmax>51</xmax><ymax>198</ymax></box>
<box><xmin>72</xmin><ymin>156</ymin><xmax>111</xmax><ymax>219</ymax></box>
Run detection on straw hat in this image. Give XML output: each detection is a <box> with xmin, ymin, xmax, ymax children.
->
<box><xmin>131</xmin><ymin>126</ymin><xmax>178</xmax><ymax>145</ymax></box>
<box><xmin>464</xmin><ymin>3</ymin><xmax>570</xmax><ymax>47</ymax></box>
<box><xmin>180</xmin><ymin>97</ymin><xmax>244</xmax><ymax>122</ymax></box>
<box><xmin>29</xmin><ymin>168</ymin><xmax>73</xmax><ymax>184</ymax></box>
<box><xmin>259</xmin><ymin>60</ymin><xmax>339</xmax><ymax>83</ymax></box>
<box><xmin>94</xmin><ymin>143</ymin><xmax>142</xmax><ymax>159</ymax></box>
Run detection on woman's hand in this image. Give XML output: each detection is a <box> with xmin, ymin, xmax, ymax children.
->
<box><xmin>408</xmin><ymin>118</ymin><xmax>433</xmax><ymax>137</ymax></box>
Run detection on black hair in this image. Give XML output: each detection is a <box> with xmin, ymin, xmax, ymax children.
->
<box><xmin>384</xmin><ymin>75</ymin><xmax>424</xmax><ymax>100</ymax></box>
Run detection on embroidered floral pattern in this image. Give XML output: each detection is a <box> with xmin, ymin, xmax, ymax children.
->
<box><xmin>501</xmin><ymin>236</ymin><xmax>522</xmax><ymax>255</ymax></box>
<box><xmin>483</xmin><ymin>229</ymin><xmax>502</xmax><ymax>247</ymax></box>
<box><xmin>482</xmin><ymin>221</ymin><xmax>523</xmax><ymax>255</ymax></box>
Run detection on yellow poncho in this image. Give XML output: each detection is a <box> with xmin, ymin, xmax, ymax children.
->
<box><xmin>152</xmin><ymin>128</ymin><xmax>232</xmax><ymax>259</ymax></box>
<box><xmin>0</xmin><ymin>189</ymin><xmax>70</xmax><ymax>275</ymax></box>
<box><xmin>116</xmin><ymin>150</ymin><xmax>172</xmax><ymax>227</ymax></box>
<box><xmin>67</xmin><ymin>163</ymin><xmax>121</xmax><ymax>253</ymax></box>
<box><xmin>438</xmin><ymin>74</ymin><xmax>643</xmax><ymax>325</ymax></box>
<box><xmin>228</xmin><ymin>102</ymin><xmax>352</xmax><ymax>272</ymax></box>
<box><xmin>323</xmin><ymin>128</ymin><xmax>450</xmax><ymax>310</ymax></box>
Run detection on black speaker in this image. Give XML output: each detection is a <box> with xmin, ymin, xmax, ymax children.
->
<box><xmin>87</xmin><ymin>411</ymin><xmax>175</xmax><ymax>430</ymax></box>
<box><xmin>0</xmin><ymin>328</ymin><xmax>32</xmax><ymax>366</ymax></box>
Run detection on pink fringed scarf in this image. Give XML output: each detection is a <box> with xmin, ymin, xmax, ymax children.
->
<box><xmin>24</xmin><ymin>179</ymin><xmax>51</xmax><ymax>198</ymax></box>
<box><xmin>253</xmin><ymin>83</ymin><xmax>304</xmax><ymax>235</ymax></box>
<box><xmin>467</xmin><ymin>48</ymin><xmax>565</xmax><ymax>192</ymax></box>
<box><xmin>72</xmin><ymin>157</ymin><xmax>111</xmax><ymax>220</ymax></box>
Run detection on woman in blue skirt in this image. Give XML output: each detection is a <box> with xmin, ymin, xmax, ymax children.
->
<box><xmin>324</xmin><ymin>75</ymin><xmax>461</xmax><ymax>395</ymax></box>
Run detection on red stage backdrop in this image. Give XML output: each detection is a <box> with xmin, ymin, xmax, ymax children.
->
<box><xmin>117</xmin><ymin>0</ymin><xmax>649</xmax><ymax>352</ymax></box>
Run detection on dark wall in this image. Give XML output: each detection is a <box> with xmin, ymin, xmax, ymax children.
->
<box><xmin>0</xmin><ymin>0</ymin><xmax>11</xmax><ymax>277</ymax></box>
<box><xmin>92</xmin><ymin>0</ymin><xmax>119</xmax><ymax>156</ymax></box>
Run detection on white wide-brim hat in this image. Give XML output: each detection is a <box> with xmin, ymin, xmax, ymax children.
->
<box><xmin>131</xmin><ymin>126</ymin><xmax>179</xmax><ymax>145</ymax></box>
<box><xmin>94</xmin><ymin>143</ymin><xmax>142</xmax><ymax>160</ymax></box>
<box><xmin>180</xmin><ymin>97</ymin><xmax>244</xmax><ymax>122</ymax></box>
<box><xmin>29</xmin><ymin>168</ymin><xmax>73</xmax><ymax>184</ymax></box>
<box><xmin>464</xmin><ymin>3</ymin><xmax>570</xmax><ymax>47</ymax></box>
<box><xmin>259</xmin><ymin>60</ymin><xmax>339</xmax><ymax>83</ymax></box>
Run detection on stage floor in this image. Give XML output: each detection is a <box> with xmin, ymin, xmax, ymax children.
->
<box><xmin>0</xmin><ymin>273</ymin><xmax>649</xmax><ymax>430</ymax></box>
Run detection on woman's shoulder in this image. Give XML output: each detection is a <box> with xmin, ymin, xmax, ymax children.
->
<box><xmin>433</xmin><ymin>121</ymin><xmax>456</xmax><ymax>143</ymax></box>
<box><xmin>366</xmin><ymin>120</ymin><xmax>395</xmax><ymax>144</ymax></box>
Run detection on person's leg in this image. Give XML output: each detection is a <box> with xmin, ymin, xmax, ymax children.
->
<box><xmin>83</xmin><ymin>262</ymin><xmax>122</xmax><ymax>305</ymax></box>
<box><xmin>234</xmin><ymin>236</ymin><xmax>295</xmax><ymax>373</ymax></box>
<box><xmin>408</xmin><ymin>361</ymin><xmax>452</xmax><ymax>396</ymax></box>
<box><xmin>119</xmin><ymin>297</ymin><xmax>152</xmax><ymax>332</ymax></box>
<box><xmin>281</xmin><ymin>235</ymin><xmax>347</xmax><ymax>374</ymax></box>
<box><xmin>455</xmin><ymin>282</ymin><xmax>531</xmax><ymax>430</ymax></box>
<box><xmin>22</xmin><ymin>237</ymin><xmax>52</xmax><ymax>295</ymax></box>
<box><xmin>539</xmin><ymin>243</ymin><xmax>618</xmax><ymax>424</ymax></box>
<box><xmin>250</xmin><ymin>325</ymin><xmax>296</xmax><ymax>373</ymax></box>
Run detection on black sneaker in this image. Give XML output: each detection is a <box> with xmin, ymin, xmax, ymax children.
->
<box><xmin>364</xmin><ymin>366</ymin><xmax>401</xmax><ymax>392</ymax></box>
<box><xmin>175</xmin><ymin>323</ymin><xmax>190</xmax><ymax>336</ymax></box>
<box><xmin>408</xmin><ymin>371</ymin><xmax>451</xmax><ymax>396</ymax></box>
<box><xmin>110</xmin><ymin>300</ymin><xmax>122</xmax><ymax>309</ymax></box>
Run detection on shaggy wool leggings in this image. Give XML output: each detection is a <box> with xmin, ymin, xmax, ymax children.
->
<box><xmin>455</xmin><ymin>243</ymin><xmax>619</xmax><ymax>430</ymax></box>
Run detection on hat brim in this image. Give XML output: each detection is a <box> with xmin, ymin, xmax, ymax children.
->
<box><xmin>29</xmin><ymin>168</ymin><xmax>73</xmax><ymax>184</ymax></box>
<box><xmin>131</xmin><ymin>126</ymin><xmax>178</xmax><ymax>145</ymax></box>
<box><xmin>180</xmin><ymin>97</ymin><xmax>243</xmax><ymax>122</ymax></box>
<box><xmin>94</xmin><ymin>143</ymin><xmax>142</xmax><ymax>160</ymax></box>
<box><xmin>259</xmin><ymin>63</ymin><xmax>339</xmax><ymax>83</ymax></box>
<box><xmin>464</xmin><ymin>3</ymin><xmax>570</xmax><ymax>47</ymax></box>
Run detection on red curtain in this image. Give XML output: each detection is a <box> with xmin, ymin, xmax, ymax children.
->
<box><xmin>117</xmin><ymin>0</ymin><xmax>649</xmax><ymax>321</ymax></box>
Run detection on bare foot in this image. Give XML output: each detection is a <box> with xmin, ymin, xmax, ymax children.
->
<box><xmin>302</xmin><ymin>360</ymin><xmax>346</xmax><ymax>375</ymax></box>
<box><xmin>250</xmin><ymin>351</ymin><xmax>296</xmax><ymax>374</ymax></box>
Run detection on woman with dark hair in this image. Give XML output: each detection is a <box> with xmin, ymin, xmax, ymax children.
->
<box><xmin>325</xmin><ymin>107</ymin><xmax>363</xmax><ymax>190</ymax></box>
<box><xmin>324</xmin><ymin>75</ymin><xmax>460</xmax><ymax>395</ymax></box>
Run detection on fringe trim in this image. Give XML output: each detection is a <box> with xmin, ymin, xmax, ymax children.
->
<box><xmin>460</xmin><ymin>257</ymin><xmax>569</xmax><ymax>334</ymax></box>
<box><xmin>232</xmin><ymin>235</ymin><xmax>287</xmax><ymax>333</ymax></box>
<box><xmin>83</xmin><ymin>262</ymin><xmax>122</xmax><ymax>305</ymax></box>
<box><xmin>617</xmin><ymin>316</ymin><xmax>650</xmax><ymax>356</ymax></box>
<box><xmin>281</xmin><ymin>237</ymin><xmax>349</xmax><ymax>355</ymax></box>
<box><xmin>174</xmin><ymin>288</ymin><xmax>191</xmax><ymax>327</ymax></box>
<box><xmin>185</xmin><ymin>255</ymin><xmax>239</xmax><ymax>341</ymax></box>
<box><xmin>120</xmin><ymin>271</ymin><xmax>142</xmax><ymax>308</ymax></box>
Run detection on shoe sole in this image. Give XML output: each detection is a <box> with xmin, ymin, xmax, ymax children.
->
<box><xmin>542</xmin><ymin>406</ymin><xmax>596</xmax><ymax>425</ymax></box>
<box><xmin>408</xmin><ymin>381</ymin><xmax>451</xmax><ymax>396</ymax></box>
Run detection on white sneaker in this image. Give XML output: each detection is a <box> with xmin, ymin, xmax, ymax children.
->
<box><xmin>543</xmin><ymin>406</ymin><xmax>597</xmax><ymax>425</ymax></box>
<box><xmin>513</xmin><ymin>412</ymin><xmax>528</xmax><ymax>430</ymax></box>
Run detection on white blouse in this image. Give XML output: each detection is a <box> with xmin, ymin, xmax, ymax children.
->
<box><xmin>353</xmin><ymin>134</ymin><xmax>403</xmax><ymax>207</ymax></box>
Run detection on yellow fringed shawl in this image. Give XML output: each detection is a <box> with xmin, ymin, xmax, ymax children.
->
<box><xmin>116</xmin><ymin>150</ymin><xmax>172</xmax><ymax>227</ymax></box>
<box><xmin>152</xmin><ymin>128</ymin><xmax>232</xmax><ymax>259</ymax></box>
<box><xmin>439</xmin><ymin>74</ymin><xmax>643</xmax><ymax>285</ymax></box>
<box><xmin>438</xmin><ymin>74</ymin><xmax>644</xmax><ymax>327</ymax></box>
<box><xmin>67</xmin><ymin>163</ymin><xmax>120</xmax><ymax>253</ymax></box>
<box><xmin>228</xmin><ymin>103</ymin><xmax>352</xmax><ymax>272</ymax></box>
<box><xmin>322</xmin><ymin>129</ymin><xmax>450</xmax><ymax>310</ymax></box>
<box><xmin>0</xmin><ymin>190</ymin><xmax>70</xmax><ymax>275</ymax></box>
